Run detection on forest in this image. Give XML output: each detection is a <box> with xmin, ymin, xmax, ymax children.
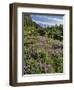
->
<box><xmin>23</xmin><ymin>14</ymin><xmax>63</xmax><ymax>74</ymax></box>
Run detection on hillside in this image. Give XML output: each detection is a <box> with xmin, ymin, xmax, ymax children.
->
<box><xmin>23</xmin><ymin>14</ymin><xmax>63</xmax><ymax>74</ymax></box>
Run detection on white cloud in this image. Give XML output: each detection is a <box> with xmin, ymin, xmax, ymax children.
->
<box><xmin>32</xmin><ymin>15</ymin><xmax>63</xmax><ymax>26</ymax></box>
<box><xmin>48</xmin><ymin>17</ymin><xmax>63</xmax><ymax>23</ymax></box>
<box><xmin>32</xmin><ymin>19</ymin><xmax>63</xmax><ymax>27</ymax></box>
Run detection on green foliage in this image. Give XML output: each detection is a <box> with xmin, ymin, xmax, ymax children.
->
<box><xmin>23</xmin><ymin>15</ymin><xmax>63</xmax><ymax>74</ymax></box>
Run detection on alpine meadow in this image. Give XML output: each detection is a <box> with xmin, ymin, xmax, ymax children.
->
<box><xmin>23</xmin><ymin>14</ymin><xmax>63</xmax><ymax>74</ymax></box>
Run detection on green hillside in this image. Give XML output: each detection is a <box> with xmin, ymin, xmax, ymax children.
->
<box><xmin>23</xmin><ymin>15</ymin><xmax>63</xmax><ymax>74</ymax></box>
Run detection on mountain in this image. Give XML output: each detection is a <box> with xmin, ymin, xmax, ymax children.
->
<box><xmin>38</xmin><ymin>23</ymin><xmax>49</xmax><ymax>28</ymax></box>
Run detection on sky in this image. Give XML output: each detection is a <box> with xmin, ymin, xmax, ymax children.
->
<box><xmin>31</xmin><ymin>14</ymin><xmax>64</xmax><ymax>27</ymax></box>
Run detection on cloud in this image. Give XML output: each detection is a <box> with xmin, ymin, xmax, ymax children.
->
<box><xmin>31</xmin><ymin>15</ymin><xmax>63</xmax><ymax>27</ymax></box>
<box><xmin>32</xmin><ymin>19</ymin><xmax>61</xmax><ymax>26</ymax></box>
<box><xmin>47</xmin><ymin>17</ymin><xmax>63</xmax><ymax>23</ymax></box>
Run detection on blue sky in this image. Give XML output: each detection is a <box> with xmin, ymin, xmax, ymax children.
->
<box><xmin>31</xmin><ymin>14</ymin><xmax>63</xmax><ymax>27</ymax></box>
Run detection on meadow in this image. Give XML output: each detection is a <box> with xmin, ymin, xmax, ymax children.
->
<box><xmin>23</xmin><ymin>14</ymin><xmax>63</xmax><ymax>74</ymax></box>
